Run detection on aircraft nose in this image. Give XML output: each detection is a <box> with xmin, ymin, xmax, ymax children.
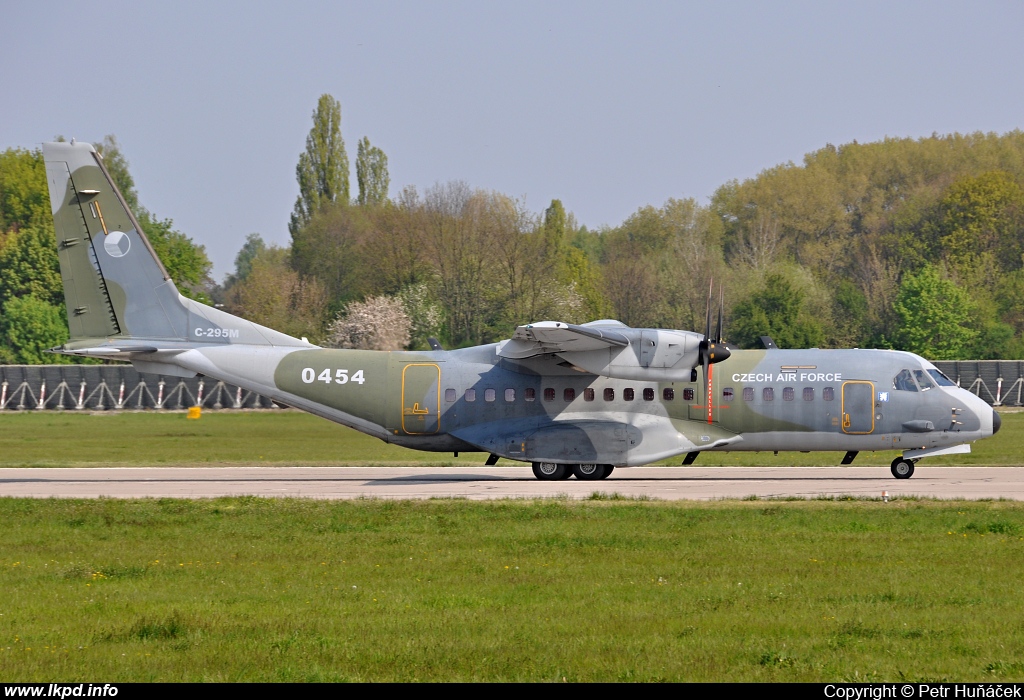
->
<box><xmin>993</xmin><ymin>409</ymin><xmax>1001</xmax><ymax>435</ymax></box>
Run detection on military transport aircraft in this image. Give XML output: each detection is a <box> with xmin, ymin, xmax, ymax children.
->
<box><xmin>41</xmin><ymin>141</ymin><xmax>1000</xmax><ymax>480</ymax></box>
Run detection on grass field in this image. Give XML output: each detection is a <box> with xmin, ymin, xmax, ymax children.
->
<box><xmin>2</xmin><ymin>411</ymin><xmax>1023</xmax><ymax>681</ymax></box>
<box><xmin>0</xmin><ymin>408</ymin><xmax>1021</xmax><ymax>467</ymax></box>
<box><xmin>2</xmin><ymin>497</ymin><xmax>1024</xmax><ymax>681</ymax></box>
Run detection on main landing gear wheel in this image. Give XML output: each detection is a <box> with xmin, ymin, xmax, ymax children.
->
<box><xmin>533</xmin><ymin>462</ymin><xmax>571</xmax><ymax>480</ymax></box>
<box><xmin>571</xmin><ymin>464</ymin><xmax>615</xmax><ymax>480</ymax></box>
<box><xmin>890</xmin><ymin>457</ymin><xmax>915</xmax><ymax>479</ymax></box>
<box><xmin>572</xmin><ymin>463</ymin><xmax>604</xmax><ymax>480</ymax></box>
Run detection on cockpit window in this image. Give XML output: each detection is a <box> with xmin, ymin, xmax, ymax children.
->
<box><xmin>893</xmin><ymin>369</ymin><xmax>918</xmax><ymax>392</ymax></box>
<box><xmin>913</xmin><ymin>369</ymin><xmax>935</xmax><ymax>390</ymax></box>
<box><xmin>927</xmin><ymin>369</ymin><xmax>957</xmax><ymax>387</ymax></box>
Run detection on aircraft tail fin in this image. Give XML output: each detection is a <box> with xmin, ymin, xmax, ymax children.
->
<box><xmin>42</xmin><ymin>140</ymin><xmax>309</xmax><ymax>352</ymax></box>
<box><xmin>43</xmin><ymin>140</ymin><xmax>193</xmax><ymax>342</ymax></box>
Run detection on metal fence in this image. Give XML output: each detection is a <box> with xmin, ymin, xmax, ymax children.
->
<box><xmin>0</xmin><ymin>365</ymin><xmax>276</xmax><ymax>411</ymax></box>
<box><xmin>1</xmin><ymin>360</ymin><xmax>1021</xmax><ymax>411</ymax></box>
<box><xmin>933</xmin><ymin>361</ymin><xmax>1024</xmax><ymax>407</ymax></box>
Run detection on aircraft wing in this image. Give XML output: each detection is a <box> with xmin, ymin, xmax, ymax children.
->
<box><xmin>498</xmin><ymin>321</ymin><xmax>630</xmax><ymax>359</ymax></box>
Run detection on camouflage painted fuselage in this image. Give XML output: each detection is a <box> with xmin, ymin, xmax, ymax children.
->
<box><xmin>260</xmin><ymin>343</ymin><xmax>994</xmax><ymax>466</ymax></box>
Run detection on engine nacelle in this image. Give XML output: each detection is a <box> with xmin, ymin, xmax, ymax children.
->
<box><xmin>559</xmin><ymin>329</ymin><xmax>703</xmax><ymax>381</ymax></box>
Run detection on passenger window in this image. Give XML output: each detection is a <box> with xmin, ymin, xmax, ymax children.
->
<box><xmin>763</xmin><ymin>387</ymin><xmax>774</xmax><ymax>402</ymax></box>
<box><xmin>505</xmin><ymin>388</ymin><xmax>515</xmax><ymax>402</ymax></box>
<box><xmin>584</xmin><ymin>388</ymin><xmax>595</xmax><ymax>401</ymax></box>
<box><xmin>465</xmin><ymin>389</ymin><xmax>476</xmax><ymax>402</ymax></box>
<box><xmin>445</xmin><ymin>388</ymin><xmax>456</xmax><ymax>402</ymax></box>
<box><xmin>914</xmin><ymin>369</ymin><xmax>935</xmax><ymax>390</ymax></box>
<box><xmin>722</xmin><ymin>387</ymin><xmax>734</xmax><ymax>402</ymax></box>
<box><xmin>525</xmin><ymin>388</ymin><xmax>536</xmax><ymax>402</ymax></box>
<box><xmin>893</xmin><ymin>369</ymin><xmax>918</xmax><ymax>392</ymax></box>
<box><xmin>485</xmin><ymin>388</ymin><xmax>495</xmax><ymax>402</ymax></box>
<box><xmin>624</xmin><ymin>388</ymin><xmax>635</xmax><ymax>401</ymax></box>
<box><xmin>544</xmin><ymin>388</ymin><xmax>555</xmax><ymax>402</ymax></box>
<box><xmin>683</xmin><ymin>388</ymin><xmax>694</xmax><ymax>401</ymax></box>
<box><xmin>564</xmin><ymin>388</ymin><xmax>576</xmax><ymax>401</ymax></box>
<box><xmin>643</xmin><ymin>387</ymin><xmax>654</xmax><ymax>401</ymax></box>
<box><xmin>783</xmin><ymin>387</ymin><xmax>794</xmax><ymax>401</ymax></box>
<box><xmin>604</xmin><ymin>388</ymin><xmax>615</xmax><ymax>401</ymax></box>
<box><xmin>823</xmin><ymin>387</ymin><xmax>834</xmax><ymax>401</ymax></box>
<box><xmin>743</xmin><ymin>387</ymin><xmax>754</xmax><ymax>401</ymax></box>
<box><xmin>663</xmin><ymin>388</ymin><xmax>674</xmax><ymax>401</ymax></box>
<box><xmin>803</xmin><ymin>387</ymin><xmax>814</xmax><ymax>402</ymax></box>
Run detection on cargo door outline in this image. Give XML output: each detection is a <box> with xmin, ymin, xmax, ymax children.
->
<box><xmin>841</xmin><ymin>380</ymin><xmax>874</xmax><ymax>434</ymax></box>
<box><xmin>402</xmin><ymin>363</ymin><xmax>440</xmax><ymax>434</ymax></box>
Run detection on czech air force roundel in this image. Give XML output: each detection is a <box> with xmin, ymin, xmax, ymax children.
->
<box><xmin>104</xmin><ymin>230</ymin><xmax>131</xmax><ymax>258</ymax></box>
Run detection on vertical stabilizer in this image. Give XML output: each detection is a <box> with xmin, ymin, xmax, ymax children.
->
<box><xmin>43</xmin><ymin>140</ymin><xmax>311</xmax><ymax>353</ymax></box>
<box><xmin>43</xmin><ymin>141</ymin><xmax>188</xmax><ymax>342</ymax></box>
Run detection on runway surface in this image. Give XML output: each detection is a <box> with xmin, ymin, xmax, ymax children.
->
<box><xmin>2</xmin><ymin>466</ymin><xmax>1024</xmax><ymax>500</ymax></box>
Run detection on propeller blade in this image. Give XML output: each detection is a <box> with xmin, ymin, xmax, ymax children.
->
<box><xmin>715</xmin><ymin>287</ymin><xmax>724</xmax><ymax>344</ymax></box>
<box><xmin>704</xmin><ymin>279</ymin><xmax>713</xmax><ymax>341</ymax></box>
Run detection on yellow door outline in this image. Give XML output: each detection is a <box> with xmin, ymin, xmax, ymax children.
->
<box><xmin>841</xmin><ymin>380</ymin><xmax>874</xmax><ymax>434</ymax></box>
<box><xmin>401</xmin><ymin>363</ymin><xmax>440</xmax><ymax>434</ymax></box>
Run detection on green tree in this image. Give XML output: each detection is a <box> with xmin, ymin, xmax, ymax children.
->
<box><xmin>0</xmin><ymin>296</ymin><xmax>73</xmax><ymax>364</ymax></box>
<box><xmin>290</xmin><ymin>94</ymin><xmax>349</xmax><ymax>237</ymax></box>
<box><xmin>421</xmin><ymin>182</ymin><xmax>502</xmax><ymax>346</ymax></box>
<box><xmin>563</xmin><ymin>246</ymin><xmax>608</xmax><ymax>320</ymax></box>
<box><xmin>892</xmin><ymin>265</ymin><xmax>978</xmax><ymax>360</ymax></box>
<box><xmin>137</xmin><ymin>211</ymin><xmax>213</xmax><ymax>304</ymax></box>
<box><xmin>542</xmin><ymin>199</ymin><xmax>568</xmax><ymax>268</ymax></box>
<box><xmin>228</xmin><ymin>233</ymin><xmax>267</xmax><ymax>285</ymax></box>
<box><xmin>831</xmin><ymin>278</ymin><xmax>870</xmax><ymax>346</ymax></box>
<box><xmin>937</xmin><ymin>171</ymin><xmax>1024</xmax><ymax>278</ymax></box>
<box><xmin>355</xmin><ymin>136</ymin><xmax>389</xmax><ymax>206</ymax></box>
<box><xmin>227</xmin><ymin>246</ymin><xmax>328</xmax><ymax>342</ymax></box>
<box><xmin>730</xmin><ymin>272</ymin><xmax>824</xmax><ymax>349</ymax></box>
<box><xmin>0</xmin><ymin>147</ymin><xmax>50</xmax><ymax>234</ymax></box>
<box><xmin>291</xmin><ymin>201</ymin><xmax>370</xmax><ymax>309</ymax></box>
<box><xmin>0</xmin><ymin>225</ymin><xmax>63</xmax><ymax>308</ymax></box>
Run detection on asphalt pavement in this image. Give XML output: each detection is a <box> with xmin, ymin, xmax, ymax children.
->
<box><xmin>2</xmin><ymin>466</ymin><xmax>1023</xmax><ymax>500</ymax></box>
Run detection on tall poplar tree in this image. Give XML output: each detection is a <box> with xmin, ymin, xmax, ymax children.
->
<box><xmin>356</xmin><ymin>136</ymin><xmax>390</xmax><ymax>206</ymax></box>
<box><xmin>290</xmin><ymin>94</ymin><xmax>350</xmax><ymax>237</ymax></box>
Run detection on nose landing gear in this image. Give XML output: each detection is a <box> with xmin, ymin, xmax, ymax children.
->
<box><xmin>890</xmin><ymin>457</ymin><xmax>916</xmax><ymax>479</ymax></box>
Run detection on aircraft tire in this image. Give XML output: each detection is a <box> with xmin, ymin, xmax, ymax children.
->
<box><xmin>572</xmin><ymin>463</ymin><xmax>603</xmax><ymax>480</ymax></box>
<box><xmin>533</xmin><ymin>462</ymin><xmax>570</xmax><ymax>480</ymax></box>
<box><xmin>890</xmin><ymin>458</ymin><xmax>915</xmax><ymax>479</ymax></box>
<box><xmin>599</xmin><ymin>465</ymin><xmax>615</xmax><ymax>480</ymax></box>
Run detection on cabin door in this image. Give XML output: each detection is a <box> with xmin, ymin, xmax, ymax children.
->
<box><xmin>841</xmin><ymin>381</ymin><xmax>875</xmax><ymax>434</ymax></box>
<box><xmin>401</xmin><ymin>363</ymin><xmax>440</xmax><ymax>434</ymax></box>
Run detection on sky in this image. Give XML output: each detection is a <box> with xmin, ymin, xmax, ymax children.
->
<box><xmin>4</xmin><ymin>1</ymin><xmax>1024</xmax><ymax>280</ymax></box>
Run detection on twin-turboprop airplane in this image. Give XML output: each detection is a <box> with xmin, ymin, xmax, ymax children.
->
<box><xmin>41</xmin><ymin>141</ymin><xmax>1000</xmax><ymax>480</ymax></box>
